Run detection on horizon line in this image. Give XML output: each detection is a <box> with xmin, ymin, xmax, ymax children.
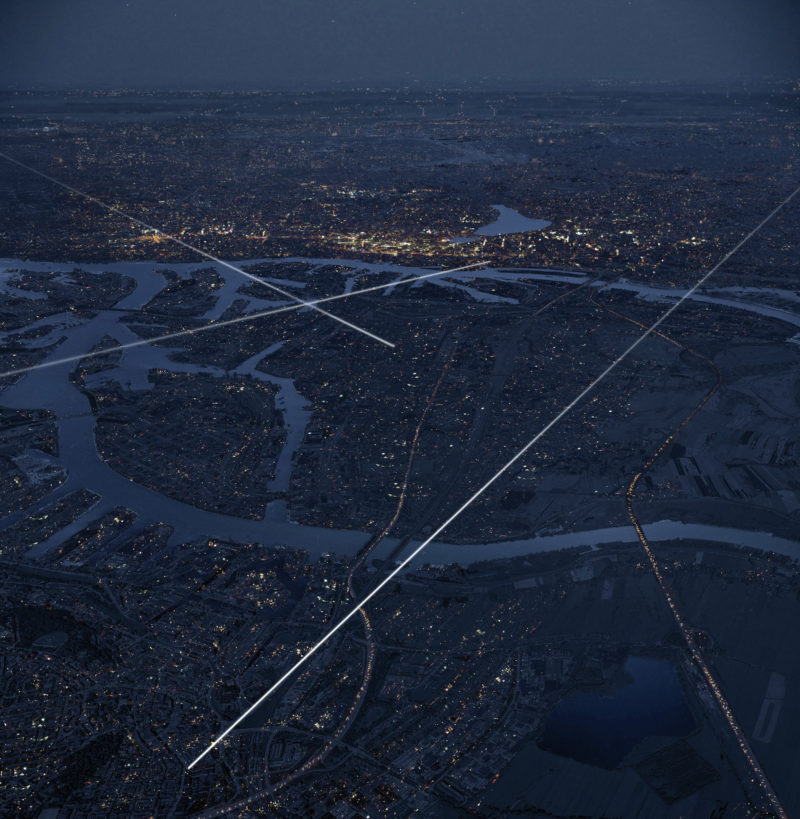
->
<box><xmin>2</xmin><ymin>77</ymin><xmax>797</xmax><ymax>94</ymax></box>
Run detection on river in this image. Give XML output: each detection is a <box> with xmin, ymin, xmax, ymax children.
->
<box><xmin>1</xmin><ymin>256</ymin><xmax>798</xmax><ymax>565</ymax></box>
<box><xmin>372</xmin><ymin>519</ymin><xmax>800</xmax><ymax>566</ymax></box>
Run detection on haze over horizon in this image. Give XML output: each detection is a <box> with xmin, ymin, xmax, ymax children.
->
<box><xmin>2</xmin><ymin>3</ymin><xmax>800</xmax><ymax>818</ymax></box>
<box><xmin>2</xmin><ymin>0</ymin><xmax>799</xmax><ymax>90</ymax></box>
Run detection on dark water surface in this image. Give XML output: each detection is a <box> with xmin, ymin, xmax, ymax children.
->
<box><xmin>538</xmin><ymin>656</ymin><xmax>695</xmax><ymax>768</ymax></box>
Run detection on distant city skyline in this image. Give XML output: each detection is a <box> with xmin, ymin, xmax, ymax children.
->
<box><xmin>1</xmin><ymin>0</ymin><xmax>799</xmax><ymax>89</ymax></box>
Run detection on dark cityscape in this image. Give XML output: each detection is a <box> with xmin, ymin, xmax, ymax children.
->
<box><xmin>0</xmin><ymin>2</ymin><xmax>799</xmax><ymax>817</ymax></box>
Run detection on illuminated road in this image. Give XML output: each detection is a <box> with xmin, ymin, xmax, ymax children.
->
<box><xmin>203</xmin><ymin>347</ymin><xmax>457</xmax><ymax>816</ymax></box>
<box><xmin>189</xmin><ymin>184</ymin><xmax>798</xmax><ymax>807</ymax></box>
<box><xmin>591</xmin><ymin>290</ymin><xmax>787</xmax><ymax>818</ymax></box>
<box><xmin>276</xmin><ymin>349</ymin><xmax>456</xmax><ymax>790</ymax></box>
<box><xmin>206</xmin><ymin>279</ymin><xmax>597</xmax><ymax>811</ymax></box>
<box><xmin>265</xmin><ymin>280</ymin><xmax>603</xmax><ymax>800</ymax></box>
<box><xmin>384</xmin><ymin>275</ymin><xmax>602</xmax><ymax>564</ymax></box>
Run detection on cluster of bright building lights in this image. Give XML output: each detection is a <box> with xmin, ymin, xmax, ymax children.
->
<box><xmin>2</xmin><ymin>150</ymin><xmax>798</xmax><ymax>816</ymax></box>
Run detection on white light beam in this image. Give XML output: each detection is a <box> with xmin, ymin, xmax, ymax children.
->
<box><xmin>0</xmin><ymin>262</ymin><xmax>486</xmax><ymax>380</ymax></box>
<box><xmin>0</xmin><ymin>151</ymin><xmax>394</xmax><ymax>347</ymax></box>
<box><xmin>186</xmin><ymin>182</ymin><xmax>799</xmax><ymax>772</ymax></box>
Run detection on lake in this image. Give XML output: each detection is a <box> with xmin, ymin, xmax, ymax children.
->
<box><xmin>538</xmin><ymin>655</ymin><xmax>695</xmax><ymax>768</ymax></box>
<box><xmin>451</xmin><ymin>203</ymin><xmax>551</xmax><ymax>242</ymax></box>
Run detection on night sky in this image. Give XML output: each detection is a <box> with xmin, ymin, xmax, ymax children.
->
<box><xmin>1</xmin><ymin>0</ymin><xmax>799</xmax><ymax>88</ymax></box>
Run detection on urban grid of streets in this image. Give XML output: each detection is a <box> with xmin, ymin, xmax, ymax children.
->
<box><xmin>1</xmin><ymin>86</ymin><xmax>799</xmax><ymax>818</ymax></box>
